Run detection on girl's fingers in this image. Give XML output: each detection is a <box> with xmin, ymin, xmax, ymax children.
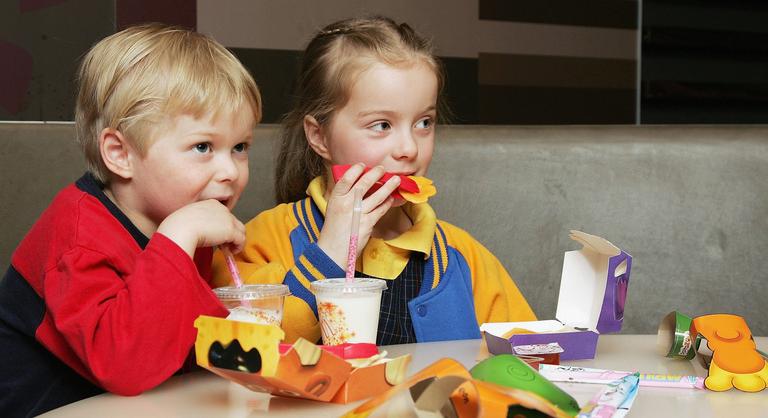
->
<box><xmin>365</xmin><ymin>196</ymin><xmax>395</xmax><ymax>223</ymax></box>
<box><xmin>332</xmin><ymin>163</ymin><xmax>365</xmax><ymax>196</ymax></box>
<box><xmin>347</xmin><ymin>165</ymin><xmax>387</xmax><ymax>198</ymax></box>
<box><xmin>362</xmin><ymin>176</ymin><xmax>400</xmax><ymax>213</ymax></box>
<box><xmin>330</xmin><ymin>164</ymin><xmax>399</xmax><ymax>215</ymax></box>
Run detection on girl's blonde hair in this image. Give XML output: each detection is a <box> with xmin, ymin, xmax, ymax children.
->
<box><xmin>275</xmin><ymin>16</ymin><xmax>445</xmax><ymax>203</ymax></box>
<box><xmin>75</xmin><ymin>23</ymin><xmax>262</xmax><ymax>183</ymax></box>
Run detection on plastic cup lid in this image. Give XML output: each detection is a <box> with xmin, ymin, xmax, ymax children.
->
<box><xmin>213</xmin><ymin>284</ymin><xmax>291</xmax><ymax>300</ymax></box>
<box><xmin>310</xmin><ymin>278</ymin><xmax>387</xmax><ymax>294</ymax></box>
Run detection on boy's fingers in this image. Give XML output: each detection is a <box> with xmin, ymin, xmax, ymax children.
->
<box><xmin>229</xmin><ymin>229</ymin><xmax>246</xmax><ymax>254</ymax></box>
<box><xmin>228</xmin><ymin>242</ymin><xmax>243</xmax><ymax>255</ymax></box>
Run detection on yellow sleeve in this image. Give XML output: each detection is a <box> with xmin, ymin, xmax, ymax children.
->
<box><xmin>438</xmin><ymin>221</ymin><xmax>537</xmax><ymax>324</ymax></box>
<box><xmin>211</xmin><ymin>204</ymin><xmax>322</xmax><ymax>344</ymax></box>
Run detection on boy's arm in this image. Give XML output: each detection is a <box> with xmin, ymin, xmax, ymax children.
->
<box><xmin>43</xmin><ymin>233</ymin><xmax>227</xmax><ymax>395</ymax></box>
<box><xmin>439</xmin><ymin>221</ymin><xmax>537</xmax><ymax>324</ymax></box>
<box><xmin>211</xmin><ymin>205</ymin><xmax>344</xmax><ymax>343</ymax></box>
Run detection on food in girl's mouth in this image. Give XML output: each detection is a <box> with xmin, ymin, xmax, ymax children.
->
<box><xmin>331</xmin><ymin>164</ymin><xmax>436</xmax><ymax>204</ymax></box>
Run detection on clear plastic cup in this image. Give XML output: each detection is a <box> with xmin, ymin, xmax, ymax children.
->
<box><xmin>214</xmin><ymin>284</ymin><xmax>290</xmax><ymax>326</ymax></box>
<box><xmin>310</xmin><ymin>278</ymin><xmax>387</xmax><ymax>345</ymax></box>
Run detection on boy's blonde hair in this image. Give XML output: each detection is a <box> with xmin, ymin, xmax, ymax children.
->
<box><xmin>75</xmin><ymin>23</ymin><xmax>262</xmax><ymax>183</ymax></box>
<box><xmin>275</xmin><ymin>16</ymin><xmax>446</xmax><ymax>203</ymax></box>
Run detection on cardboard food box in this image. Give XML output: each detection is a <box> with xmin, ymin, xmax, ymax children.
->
<box><xmin>343</xmin><ymin>358</ymin><xmax>574</xmax><ymax>418</ymax></box>
<box><xmin>481</xmin><ymin>231</ymin><xmax>632</xmax><ymax>360</ymax></box>
<box><xmin>193</xmin><ymin>315</ymin><xmax>410</xmax><ymax>403</ymax></box>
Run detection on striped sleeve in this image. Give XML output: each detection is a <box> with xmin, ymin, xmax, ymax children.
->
<box><xmin>211</xmin><ymin>203</ymin><xmax>343</xmax><ymax>343</ymax></box>
<box><xmin>283</xmin><ymin>243</ymin><xmax>344</xmax><ymax>316</ymax></box>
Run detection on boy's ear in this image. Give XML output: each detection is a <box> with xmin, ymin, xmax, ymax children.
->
<box><xmin>303</xmin><ymin>115</ymin><xmax>332</xmax><ymax>160</ymax></box>
<box><xmin>99</xmin><ymin>128</ymin><xmax>135</xmax><ymax>180</ymax></box>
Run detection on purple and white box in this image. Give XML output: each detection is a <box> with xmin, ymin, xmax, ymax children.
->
<box><xmin>481</xmin><ymin>230</ymin><xmax>632</xmax><ymax>360</ymax></box>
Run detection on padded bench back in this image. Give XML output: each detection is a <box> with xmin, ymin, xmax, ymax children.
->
<box><xmin>2</xmin><ymin>122</ymin><xmax>766</xmax><ymax>334</ymax></box>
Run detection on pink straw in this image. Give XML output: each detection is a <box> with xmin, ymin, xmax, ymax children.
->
<box><xmin>345</xmin><ymin>188</ymin><xmax>363</xmax><ymax>282</ymax></box>
<box><xmin>220</xmin><ymin>246</ymin><xmax>244</xmax><ymax>288</ymax></box>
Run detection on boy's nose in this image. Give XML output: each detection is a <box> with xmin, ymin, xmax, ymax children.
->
<box><xmin>215</xmin><ymin>155</ymin><xmax>241</xmax><ymax>182</ymax></box>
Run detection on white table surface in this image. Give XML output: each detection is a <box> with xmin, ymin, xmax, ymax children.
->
<box><xmin>40</xmin><ymin>334</ymin><xmax>768</xmax><ymax>418</ymax></box>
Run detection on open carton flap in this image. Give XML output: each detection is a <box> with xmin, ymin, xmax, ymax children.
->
<box><xmin>555</xmin><ymin>240</ymin><xmax>609</xmax><ymax>331</ymax></box>
<box><xmin>568</xmin><ymin>230</ymin><xmax>620</xmax><ymax>257</ymax></box>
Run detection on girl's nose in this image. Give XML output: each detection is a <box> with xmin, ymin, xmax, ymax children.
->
<box><xmin>393</xmin><ymin>130</ymin><xmax>418</xmax><ymax>160</ymax></box>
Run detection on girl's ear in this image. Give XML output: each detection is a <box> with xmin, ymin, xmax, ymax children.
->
<box><xmin>99</xmin><ymin>128</ymin><xmax>135</xmax><ymax>180</ymax></box>
<box><xmin>303</xmin><ymin>115</ymin><xmax>332</xmax><ymax>160</ymax></box>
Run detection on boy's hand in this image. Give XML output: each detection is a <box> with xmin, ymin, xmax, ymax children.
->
<box><xmin>157</xmin><ymin>199</ymin><xmax>246</xmax><ymax>259</ymax></box>
<box><xmin>318</xmin><ymin>164</ymin><xmax>400</xmax><ymax>269</ymax></box>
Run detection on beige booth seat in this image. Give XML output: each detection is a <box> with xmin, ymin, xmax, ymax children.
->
<box><xmin>1</xmin><ymin>122</ymin><xmax>766</xmax><ymax>335</ymax></box>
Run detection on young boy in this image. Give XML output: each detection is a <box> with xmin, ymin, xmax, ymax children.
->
<box><xmin>0</xmin><ymin>24</ymin><xmax>261</xmax><ymax>416</ymax></box>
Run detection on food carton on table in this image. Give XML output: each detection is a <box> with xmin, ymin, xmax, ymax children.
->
<box><xmin>482</xmin><ymin>231</ymin><xmax>632</xmax><ymax>360</ymax></box>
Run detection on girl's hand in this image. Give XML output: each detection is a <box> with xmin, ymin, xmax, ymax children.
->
<box><xmin>317</xmin><ymin>164</ymin><xmax>400</xmax><ymax>269</ymax></box>
<box><xmin>157</xmin><ymin>199</ymin><xmax>246</xmax><ymax>259</ymax></box>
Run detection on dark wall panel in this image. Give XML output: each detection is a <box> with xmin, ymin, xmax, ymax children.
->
<box><xmin>479</xmin><ymin>86</ymin><xmax>635</xmax><ymax>124</ymax></box>
<box><xmin>480</xmin><ymin>53</ymin><xmax>635</xmax><ymax>89</ymax></box>
<box><xmin>0</xmin><ymin>0</ymin><xmax>114</xmax><ymax>121</ymax></box>
<box><xmin>478</xmin><ymin>53</ymin><xmax>636</xmax><ymax>125</ymax></box>
<box><xmin>229</xmin><ymin>48</ymin><xmax>301</xmax><ymax>124</ymax></box>
<box><xmin>439</xmin><ymin>57</ymin><xmax>479</xmax><ymax>124</ymax></box>
<box><xmin>116</xmin><ymin>0</ymin><xmax>196</xmax><ymax>30</ymax></box>
<box><xmin>479</xmin><ymin>0</ymin><xmax>637</xmax><ymax>29</ymax></box>
<box><xmin>477</xmin><ymin>1</ymin><xmax>638</xmax><ymax>124</ymax></box>
<box><xmin>641</xmin><ymin>0</ymin><xmax>768</xmax><ymax>123</ymax></box>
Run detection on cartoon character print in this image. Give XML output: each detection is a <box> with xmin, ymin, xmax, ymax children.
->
<box><xmin>318</xmin><ymin>301</ymin><xmax>356</xmax><ymax>345</ymax></box>
<box><xmin>691</xmin><ymin>314</ymin><xmax>768</xmax><ymax>392</ymax></box>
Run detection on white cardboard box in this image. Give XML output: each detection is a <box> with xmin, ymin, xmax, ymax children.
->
<box><xmin>481</xmin><ymin>230</ymin><xmax>632</xmax><ymax>360</ymax></box>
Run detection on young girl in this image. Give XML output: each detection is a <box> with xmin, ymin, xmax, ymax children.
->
<box><xmin>213</xmin><ymin>16</ymin><xmax>535</xmax><ymax>345</ymax></box>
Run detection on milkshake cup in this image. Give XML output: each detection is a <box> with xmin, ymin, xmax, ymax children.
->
<box><xmin>214</xmin><ymin>284</ymin><xmax>290</xmax><ymax>327</ymax></box>
<box><xmin>311</xmin><ymin>278</ymin><xmax>386</xmax><ymax>345</ymax></box>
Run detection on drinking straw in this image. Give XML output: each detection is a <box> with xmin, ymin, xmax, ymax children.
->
<box><xmin>577</xmin><ymin>372</ymin><xmax>639</xmax><ymax>418</ymax></box>
<box><xmin>345</xmin><ymin>188</ymin><xmax>363</xmax><ymax>282</ymax></box>
<box><xmin>220</xmin><ymin>246</ymin><xmax>244</xmax><ymax>288</ymax></box>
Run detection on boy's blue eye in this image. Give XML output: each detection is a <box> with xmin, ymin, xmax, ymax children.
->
<box><xmin>415</xmin><ymin>118</ymin><xmax>433</xmax><ymax>129</ymax></box>
<box><xmin>233</xmin><ymin>143</ymin><xmax>248</xmax><ymax>153</ymax></box>
<box><xmin>371</xmin><ymin>122</ymin><xmax>391</xmax><ymax>132</ymax></box>
<box><xmin>194</xmin><ymin>143</ymin><xmax>211</xmax><ymax>153</ymax></box>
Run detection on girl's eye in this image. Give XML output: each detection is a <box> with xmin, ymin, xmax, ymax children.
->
<box><xmin>233</xmin><ymin>143</ymin><xmax>248</xmax><ymax>153</ymax></box>
<box><xmin>370</xmin><ymin>121</ymin><xmax>391</xmax><ymax>132</ymax></box>
<box><xmin>194</xmin><ymin>143</ymin><xmax>211</xmax><ymax>153</ymax></box>
<box><xmin>415</xmin><ymin>118</ymin><xmax>433</xmax><ymax>129</ymax></box>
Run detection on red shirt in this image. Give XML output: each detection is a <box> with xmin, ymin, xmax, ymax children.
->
<box><xmin>0</xmin><ymin>173</ymin><xmax>228</xmax><ymax>416</ymax></box>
